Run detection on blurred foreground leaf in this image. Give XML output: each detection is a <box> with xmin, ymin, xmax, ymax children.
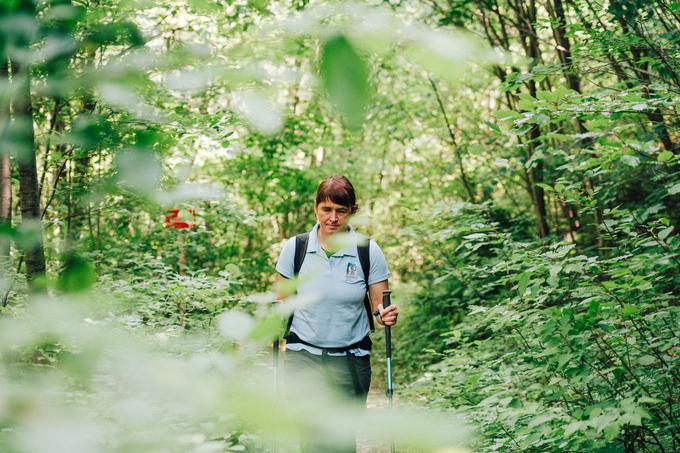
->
<box><xmin>57</xmin><ymin>253</ymin><xmax>96</xmax><ymax>293</ymax></box>
<box><xmin>320</xmin><ymin>34</ymin><xmax>370</xmax><ymax>131</ymax></box>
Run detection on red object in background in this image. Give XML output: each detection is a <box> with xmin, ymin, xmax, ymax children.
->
<box><xmin>165</xmin><ymin>208</ymin><xmax>197</xmax><ymax>229</ymax></box>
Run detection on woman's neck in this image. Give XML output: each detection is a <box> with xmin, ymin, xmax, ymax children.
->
<box><xmin>316</xmin><ymin>226</ymin><xmax>348</xmax><ymax>251</ymax></box>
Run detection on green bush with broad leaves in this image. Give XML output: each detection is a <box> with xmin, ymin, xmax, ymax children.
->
<box><xmin>398</xmin><ymin>202</ymin><xmax>679</xmax><ymax>451</ymax></box>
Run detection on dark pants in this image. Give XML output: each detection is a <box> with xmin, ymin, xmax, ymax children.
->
<box><xmin>284</xmin><ymin>349</ymin><xmax>372</xmax><ymax>453</ymax></box>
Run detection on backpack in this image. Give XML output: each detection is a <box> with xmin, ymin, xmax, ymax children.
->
<box><xmin>284</xmin><ymin>232</ymin><xmax>374</xmax><ymax>337</ymax></box>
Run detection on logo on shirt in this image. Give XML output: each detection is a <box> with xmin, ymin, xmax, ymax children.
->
<box><xmin>345</xmin><ymin>262</ymin><xmax>358</xmax><ymax>281</ymax></box>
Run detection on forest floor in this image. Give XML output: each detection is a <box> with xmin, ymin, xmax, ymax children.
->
<box><xmin>357</xmin><ymin>386</ymin><xmax>393</xmax><ymax>453</ymax></box>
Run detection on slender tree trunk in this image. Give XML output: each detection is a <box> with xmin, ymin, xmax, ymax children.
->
<box><xmin>548</xmin><ymin>0</ymin><xmax>581</xmax><ymax>93</ymax></box>
<box><xmin>511</xmin><ymin>0</ymin><xmax>550</xmax><ymax>237</ymax></box>
<box><xmin>0</xmin><ymin>154</ymin><xmax>10</xmax><ymax>223</ymax></box>
<box><xmin>548</xmin><ymin>0</ymin><xmax>605</xmax><ymax>246</ymax></box>
<box><xmin>0</xmin><ymin>155</ymin><xmax>11</xmax><ymax>258</ymax></box>
<box><xmin>68</xmin><ymin>141</ymin><xmax>91</xmax><ymax>243</ymax></box>
<box><xmin>1</xmin><ymin>60</ymin><xmax>12</xmax><ymax>259</ymax></box>
<box><xmin>13</xmin><ymin>63</ymin><xmax>47</xmax><ymax>287</ymax></box>
<box><xmin>428</xmin><ymin>76</ymin><xmax>476</xmax><ymax>203</ymax></box>
<box><xmin>66</xmin><ymin>44</ymin><xmax>97</xmax><ymax>243</ymax></box>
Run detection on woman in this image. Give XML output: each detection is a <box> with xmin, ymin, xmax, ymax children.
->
<box><xmin>275</xmin><ymin>175</ymin><xmax>398</xmax><ymax>452</ymax></box>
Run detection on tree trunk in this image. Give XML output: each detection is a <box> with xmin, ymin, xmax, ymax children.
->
<box><xmin>548</xmin><ymin>0</ymin><xmax>581</xmax><ymax>93</ymax></box>
<box><xmin>12</xmin><ymin>62</ymin><xmax>47</xmax><ymax>288</ymax></box>
<box><xmin>0</xmin><ymin>154</ymin><xmax>10</xmax><ymax>223</ymax></box>
<box><xmin>0</xmin><ymin>154</ymin><xmax>11</xmax><ymax>259</ymax></box>
<box><xmin>1</xmin><ymin>60</ymin><xmax>12</xmax><ymax>259</ymax></box>
<box><xmin>67</xmin><ymin>142</ymin><xmax>91</xmax><ymax>243</ymax></box>
<box><xmin>428</xmin><ymin>76</ymin><xmax>476</xmax><ymax>203</ymax></box>
<box><xmin>511</xmin><ymin>0</ymin><xmax>550</xmax><ymax>237</ymax></box>
<box><xmin>66</xmin><ymin>48</ymin><xmax>97</xmax><ymax>243</ymax></box>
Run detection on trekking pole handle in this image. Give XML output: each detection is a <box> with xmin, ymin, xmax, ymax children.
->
<box><xmin>382</xmin><ymin>290</ymin><xmax>392</xmax><ymax>309</ymax></box>
<box><xmin>382</xmin><ymin>290</ymin><xmax>394</xmax><ymax>400</ymax></box>
<box><xmin>382</xmin><ymin>290</ymin><xmax>393</xmax><ymax>357</ymax></box>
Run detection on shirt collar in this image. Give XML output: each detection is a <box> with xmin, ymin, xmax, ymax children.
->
<box><xmin>308</xmin><ymin>223</ymin><xmax>358</xmax><ymax>257</ymax></box>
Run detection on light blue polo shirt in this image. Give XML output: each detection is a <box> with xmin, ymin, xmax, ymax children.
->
<box><xmin>276</xmin><ymin>223</ymin><xmax>390</xmax><ymax>356</ymax></box>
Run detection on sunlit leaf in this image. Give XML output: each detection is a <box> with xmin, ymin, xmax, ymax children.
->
<box><xmin>115</xmin><ymin>149</ymin><xmax>162</xmax><ymax>193</ymax></box>
<box><xmin>658</xmin><ymin>226</ymin><xmax>674</xmax><ymax>241</ymax></box>
<box><xmin>320</xmin><ymin>35</ymin><xmax>370</xmax><ymax>130</ymax></box>
<box><xmin>667</xmin><ymin>183</ymin><xmax>680</xmax><ymax>195</ymax></box>
<box><xmin>218</xmin><ymin>311</ymin><xmax>255</xmax><ymax>340</ymax></box>
<box><xmin>657</xmin><ymin>151</ymin><xmax>673</xmax><ymax>162</ymax></box>
<box><xmin>621</xmin><ymin>154</ymin><xmax>639</xmax><ymax>167</ymax></box>
<box><xmin>637</xmin><ymin>355</ymin><xmax>655</xmax><ymax>366</ymax></box>
<box><xmin>231</xmin><ymin>89</ymin><xmax>283</xmax><ymax>135</ymax></box>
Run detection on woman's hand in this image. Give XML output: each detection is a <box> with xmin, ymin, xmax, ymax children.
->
<box><xmin>376</xmin><ymin>303</ymin><xmax>398</xmax><ymax>327</ymax></box>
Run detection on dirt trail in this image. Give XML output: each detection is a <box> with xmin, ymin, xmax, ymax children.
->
<box><xmin>357</xmin><ymin>386</ymin><xmax>394</xmax><ymax>453</ymax></box>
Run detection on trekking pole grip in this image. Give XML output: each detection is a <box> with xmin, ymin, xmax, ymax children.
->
<box><xmin>382</xmin><ymin>290</ymin><xmax>392</xmax><ymax>356</ymax></box>
<box><xmin>382</xmin><ymin>290</ymin><xmax>393</xmax><ymax>399</ymax></box>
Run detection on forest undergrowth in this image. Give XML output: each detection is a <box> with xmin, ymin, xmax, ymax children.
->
<box><xmin>1</xmin><ymin>0</ymin><xmax>679</xmax><ymax>451</ymax></box>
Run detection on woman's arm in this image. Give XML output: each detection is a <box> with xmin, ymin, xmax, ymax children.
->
<box><xmin>276</xmin><ymin>274</ymin><xmax>290</xmax><ymax>301</ymax></box>
<box><xmin>368</xmin><ymin>280</ymin><xmax>398</xmax><ymax>326</ymax></box>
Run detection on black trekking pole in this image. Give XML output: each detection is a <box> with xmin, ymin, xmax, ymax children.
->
<box><xmin>273</xmin><ymin>338</ymin><xmax>280</xmax><ymax>390</ymax></box>
<box><xmin>272</xmin><ymin>337</ymin><xmax>279</xmax><ymax>452</ymax></box>
<box><xmin>382</xmin><ymin>290</ymin><xmax>396</xmax><ymax>453</ymax></box>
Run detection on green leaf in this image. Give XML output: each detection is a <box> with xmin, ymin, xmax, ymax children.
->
<box><xmin>658</xmin><ymin>226</ymin><xmax>674</xmax><ymax>241</ymax></box>
<box><xmin>548</xmin><ymin>264</ymin><xmax>561</xmax><ymax>286</ymax></box>
<box><xmin>637</xmin><ymin>355</ymin><xmax>655</xmax><ymax>366</ymax></box>
<box><xmin>508</xmin><ymin>398</ymin><xmax>522</xmax><ymax>408</ymax></box>
<box><xmin>188</xmin><ymin>0</ymin><xmax>222</xmax><ymax>14</ymax></box>
<box><xmin>622</xmin><ymin>305</ymin><xmax>639</xmax><ymax>317</ymax></box>
<box><xmin>57</xmin><ymin>253</ymin><xmax>96</xmax><ymax>293</ymax></box>
<box><xmin>517</xmin><ymin>271</ymin><xmax>530</xmax><ymax>296</ymax></box>
<box><xmin>223</xmin><ymin>263</ymin><xmax>243</xmax><ymax>278</ymax></box>
<box><xmin>320</xmin><ymin>35</ymin><xmax>370</xmax><ymax>130</ymax></box>
<box><xmin>218</xmin><ymin>311</ymin><xmax>255</xmax><ymax>340</ymax></box>
<box><xmin>493</xmin><ymin>109</ymin><xmax>521</xmax><ymax>122</ymax></box>
<box><xmin>552</xmin><ymin>86</ymin><xmax>572</xmax><ymax>102</ymax></box>
<box><xmin>85</xmin><ymin>22</ymin><xmax>145</xmax><ymax>47</ymax></box>
<box><xmin>621</xmin><ymin>154</ymin><xmax>640</xmax><ymax>167</ymax></box>
<box><xmin>249</xmin><ymin>314</ymin><xmax>284</xmax><ymax>341</ymax></box>
<box><xmin>667</xmin><ymin>183</ymin><xmax>680</xmax><ymax>195</ymax></box>
<box><xmin>517</xmin><ymin>98</ymin><xmax>536</xmax><ymax>111</ymax></box>
<box><xmin>657</xmin><ymin>151</ymin><xmax>673</xmax><ymax>162</ymax></box>
<box><xmin>536</xmin><ymin>90</ymin><xmax>553</xmax><ymax>102</ymax></box>
<box><xmin>116</xmin><ymin>149</ymin><xmax>162</xmax><ymax>194</ymax></box>
<box><xmin>603</xmin><ymin>423</ymin><xmax>620</xmax><ymax>441</ymax></box>
<box><xmin>563</xmin><ymin>421</ymin><xmax>583</xmax><ymax>437</ymax></box>
<box><xmin>0</xmin><ymin>223</ymin><xmax>18</xmax><ymax>239</ymax></box>
<box><xmin>556</xmin><ymin>353</ymin><xmax>572</xmax><ymax>368</ymax></box>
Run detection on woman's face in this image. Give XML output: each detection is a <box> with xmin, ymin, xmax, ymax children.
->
<box><xmin>314</xmin><ymin>199</ymin><xmax>351</xmax><ymax>236</ymax></box>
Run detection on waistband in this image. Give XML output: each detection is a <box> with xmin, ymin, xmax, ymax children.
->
<box><xmin>285</xmin><ymin>332</ymin><xmax>372</xmax><ymax>353</ymax></box>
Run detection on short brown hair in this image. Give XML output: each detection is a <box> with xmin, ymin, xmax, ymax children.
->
<box><xmin>315</xmin><ymin>175</ymin><xmax>359</xmax><ymax>214</ymax></box>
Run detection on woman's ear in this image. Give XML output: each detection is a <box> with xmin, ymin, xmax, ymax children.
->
<box><xmin>351</xmin><ymin>204</ymin><xmax>359</xmax><ymax>214</ymax></box>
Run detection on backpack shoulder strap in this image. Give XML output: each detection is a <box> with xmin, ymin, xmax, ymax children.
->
<box><xmin>357</xmin><ymin>239</ymin><xmax>374</xmax><ymax>332</ymax></box>
<box><xmin>293</xmin><ymin>233</ymin><xmax>309</xmax><ymax>276</ymax></box>
<box><xmin>357</xmin><ymin>239</ymin><xmax>370</xmax><ymax>285</ymax></box>
<box><xmin>286</xmin><ymin>233</ymin><xmax>309</xmax><ymax>337</ymax></box>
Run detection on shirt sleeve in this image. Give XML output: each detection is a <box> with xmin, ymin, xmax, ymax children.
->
<box><xmin>275</xmin><ymin>237</ymin><xmax>296</xmax><ymax>279</ymax></box>
<box><xmin>368</xmin><ymin>240</ymin><xmax>390</xmax><ymax>285</ymax></box>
